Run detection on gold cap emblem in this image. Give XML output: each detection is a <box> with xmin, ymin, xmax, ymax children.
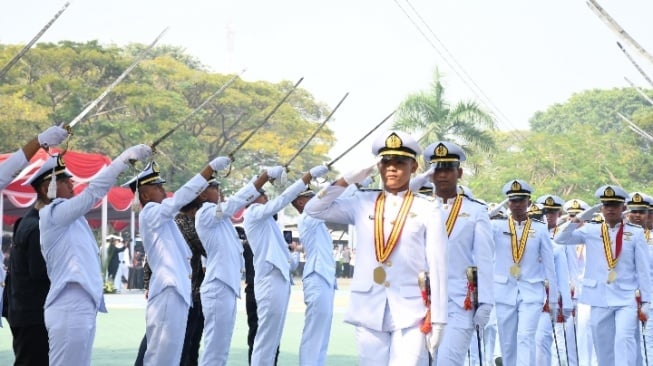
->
<box><xmin>511</xmin><ymin>181</ymin><xmax>522</xmax><ymax>191</ymax></box>
<box><xmin>572</xmin><ymin>200</ymin><xmax>580</xmax><ymax>209</ymax></box>
<box><xmin>545</xmin><ymin>197</ymin><xmax>554</xmax><ymax>206</ymax></box>
<box><xmin>152</xmin><ymin>161</ymin><xmax>160</xmax><ymax>173</ymax></box>
<box><xmin>604</xmin><ymin>187</ymin><xmax>615</xmax><ymax>197</ymax></box>
<box><xmin>57</xmin><ymin>155</ymin><xmax>66</xmax><ymax>167</ymax></box>
<box><xmin>634</xmin><ymin>193</ymin><xmax>643</xmax><ymax>203</ymax></box>
<box><xmin>434</xmin><ymin>143</ymin><xmax>448</xmax><ymax>157</ymax></box>
<box><xmin>385</xmin><ymin>133</ymin><xmax>402</xmax><ymax>149</ymax></box>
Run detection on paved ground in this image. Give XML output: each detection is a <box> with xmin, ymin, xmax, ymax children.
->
<box><xmin>0</xmin><ymin>278</ymin><xmax>358</xmax><ymax>365</ymax></box>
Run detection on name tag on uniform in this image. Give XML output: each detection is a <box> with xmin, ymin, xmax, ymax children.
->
<box><xmin>459</xmin><ymin>212</ymin><xmax>470</xmax><ymax>218</ymax></box>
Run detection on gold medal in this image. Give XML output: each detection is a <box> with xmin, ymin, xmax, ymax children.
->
<box><xmin>607</xmin><ymin>269</ymin><xmax>617</xmax><ymax>283</ymax></box>
<box><xmin>510</xmin><ymin>264</ymin><xmax>521</xmax><ymax>279</ymax></box>
<box><xmin>373</xmin><ymin>266</ymin><xmax>387</xmax><ymax>285</ymax></box>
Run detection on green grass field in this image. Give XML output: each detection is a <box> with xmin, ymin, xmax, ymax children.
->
<box><xmin>0</xmin><ymin>283</ymin><xmax>358</xmax><ymax>365</ymax></box>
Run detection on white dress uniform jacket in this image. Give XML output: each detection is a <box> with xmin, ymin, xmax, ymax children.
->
<box><xmin>244</xmin><ymin>178</ymin><xmax>307</xmax><ymax>365</ymax></box>
<box><xmin>492</xmin><ymin>218</ymin><xmax>557</xmax><ymax>307</ymax></box>
<box><xmin>140</xmin><ymin>174</ymin><xmax>208</xmax><ymax>306</ymax></box>
<box><xmin>492</xmin><ymin>218</ymin><xmax>557</xmax><ymax>366</ymax></box>
<box><xmin>244</xmin><ymin>179</ymin><xmax>307</xmax><ymax>281</ymax></box>
<box><xmin>554</xmin><ymin>221</ymin><xmax>651</xmax><ymax>306</ymax></box>
<box><xmin>140</xmin><ymin>174</ymin><xmax>208</xmax><ymax>366</ymax></box>
<box><xmin>434</xmin><ymin>195</ymin><xmax>494</xmax><ymax>366</ymax></box>
<box><xmin>304</xmin><ymin>186</ymin><xmax>448</xmax><ymax>332</ymax></box>
<box><xmin>40</xmin><ymin>159</ymin><xmax>128</xmax><ymax>365</ymax></box>
<box><xmin>195</xmin><ymin>182</ymin><xmax>259</xmax><ymax>366</ymax></box>
<box><xmin>197</xmin><ymin>182</ymin><xmax>259</xmax><ymax>296</ymax></box>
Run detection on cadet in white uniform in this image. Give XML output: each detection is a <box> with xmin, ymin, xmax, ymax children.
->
<box><xmin>292</xmin><ymin>189</ymin><xmax>337</xmax><ymax>366</ymax></box>
<box><xmin>626</xmin><ymin>192</ymin><xmax>653</xmax><ymax>366</ymax></box>
<box><xmin>244</xmin><ymin>165</ymin><xmax>329</xmax><ymax>366</ymax></box>
<box><xmin>492</xmin><ymin>179</ymin><xmax>558</xmax><ymax>366</ymax></box>
<box><xmin>126</xmin><ymin>156</ymin><xmax>231</xmax><ymax>366</ymax></box>
<box><xmin>411</xmin><ymin>141</ymin><xmax>494</xmax><ymax>366</ymax></box>
<box><xmin>555</xmin><ymin>185</ymin><xmax>651</xmax><ymax>366</ymax></box>
<box><xmin>533</xmin><ymin>195</ymin><xmax>574</xmax><ymax>366</ymax></box>
<box><xmin>305</xmin><ymin>130</ymin><xmax>448</xmax><ymax>366</ymax></box>
<box><xmin>0</xmin><ymin>125</ymin><xmax>68</xmax><ymax>327</ymax></box>
<box><xmin>35</xmin><ymin>145</ymin><xmax>151</xmax><ymax>366</ymax></box>
<box><xmin>564</xmin><ymin>198</ymin><xmax>598</xmax><ymax>366</ymax></box>
<box><xmin>195</xmin><ymin>172</ymin><xmax>267</xmax><ymax>366</ymax></box>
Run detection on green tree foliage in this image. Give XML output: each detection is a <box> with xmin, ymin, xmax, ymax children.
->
<box><xmin>529</xmin><ymin>88</ymin><xmax>653</xmax><ymax>135</ymax></box>
<box><xmin>467</xmin><ymin>123</ymin><xmax>653</xmax><ymax>204</ymax></box>
<box><xmin>393</xmin><ymin>69</ymin><xmax>497</xmax><ymax>160</ymax></box>
<box><xmin>0</xmin><ymin>41</ymin><xmax>336</xmax><ymax>193</ymax></box>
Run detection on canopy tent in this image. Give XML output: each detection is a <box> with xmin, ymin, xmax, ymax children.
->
<box><xmin>0</xmin><ymin>148</ymin><xmax>245</xmax><ymax>233</ymax></box>
<box><xmin>0</xmin><ymin>148</ymin><xmax>135</xmax><ymax>231</ymax></box>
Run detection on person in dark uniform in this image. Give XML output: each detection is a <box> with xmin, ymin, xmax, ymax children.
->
<box><xmin>8</xmin><ymin>189</ymin><xmax>51</xmax><ymax>366</ymax></box>
<box><xmin>175</xmin><ymin>196</ymin><xmax>208</xmax><ymax>366</ymax></box>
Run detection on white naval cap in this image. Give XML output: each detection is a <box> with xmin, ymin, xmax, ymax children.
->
<box><xmin>423</xmin><ymin>141</ymin><xmax>466</xmax><ymax>169</ymax></box>
<box><xmin>536</xmin><ymin>194</ymin><xmax>565</xmax><ymax>211</ymax></box>
<box><xmin>563</xmin><ymin>199</ymin><xmax>590</xmax><ymax>215</ymax></box>
<box><xmin>121</xmin><ymin>161</ymin><xmax>166</xmax><ymax>192</ymax></box>
<box><xmin>502</xmin><ymin>179</ymin><xmax>532</xmax><ymax>200</ymax></box>
<box><xmin>22</xmin><ymin>154</ymin><xmax>72</xmax><ymax>188</ymax></box>
<box><xmin>626</xmin><ymin>192</ymin><xmax>651</xmax><ymax>211</ymax></box>
<box><xmin>372</xmin><ymin>130</ymin><xmax>421</xmax><ymax>160</ymax></box>
<box><xmin>594</xmin><ymin>184</ymin><xmax>628</xmax><ymax>204</ymax></box>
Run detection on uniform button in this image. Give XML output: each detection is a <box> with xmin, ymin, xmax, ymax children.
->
<box><xmin>386</xmin><ymin>260</ymin><xmax>392</xmax><ymax>267</ymax></box>
<box><xmin>384</xmin><ymin>281</ymin><xmax>390</xmax><ymax>288</ymax></box>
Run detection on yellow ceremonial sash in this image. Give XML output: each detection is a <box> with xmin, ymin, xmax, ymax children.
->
<box><xmin>601</xmin><ymin>221</ymin><xmax>624</xmax><ymax>270</ymax></box>
<box><xmin>374</xmin><ymin>191</ymin><xmax>415</xmax><ymax>263</ymax></box>
<box><xmin>508</xmin><ymin>217</ymin><xmax>531</xmax><ymax>265</ymax></box>
<box><xmin>444</xmin><ymin>194</ymin><xmax>463</xmax><ymax>238</ymax></box>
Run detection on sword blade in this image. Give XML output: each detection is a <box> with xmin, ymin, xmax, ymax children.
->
<box><xmin>284</xmin><ymin>92</ymin><xmax>349</xmax><ymax>170</ymax></box>
<box><xmin>228</xmin><ymin>77</ymin><xmax>304</xmax><ymax>159</ymax></box>
<box><xmin>66</xmin><ymin>27</ymin><xmax>169</xmax><ymax>129</ymax></box>
<box><xmin>0</xmin><ymin>2</ymin><xmax>70</xmax><ymax>80</ymax></box>
<box><xmin>327</xmin><ymin>109</ymin><xmax>395</xmax><ymax>168</ymax></box>
<box><xmin>151</xmin><ymin>68</ymin><xmax>246</xmax><ymax>149</ymax></box>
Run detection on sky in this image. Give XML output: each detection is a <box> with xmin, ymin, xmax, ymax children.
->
<box><xmin>1</xmin><ymin>0</ymin><xmax>652</xmax><ymax>173</ymax></box>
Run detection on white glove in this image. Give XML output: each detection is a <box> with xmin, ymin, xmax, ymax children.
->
<box><xmin>118</xmin><ymin>144</ymin><xmax>152</xmax><ymax>164</ymax></box>
<box><xmin>266</xmin><ymin>165</ymin><xmax>285</xmax><ymax>181</ymax></box>
<box><xmin>309</xmin><ymin>165</ymin><xmax>329</xmax><ymax>179</ymax></box>
<box><xmin>642</xmin><ymin>303</ymin><xmax>650</xmax><ymax>317</ymax></box>
<box><xmin>37</xmin><ymin>126</ymin><xmax>69</xmax><ymax>147</ymax></box>
<box><xmin>426</xmin><ymin>323</ymin><xmax>445</xmax><ymax>358</ymax></box>
<box><xmin>473</xmin><ymin>303</ymin><xmax>493</xmax><ymax>329</ymax></box>
<box><xmin>358</xmin><ymin>176</ymin><xmax>373</xmax><ymax>188</ymax></box>
<box><xmin>342</xmin><ymin>164</ymin><xmax>375</xmax><ymax>185</ymax></box>
<box><xmin>209</xmin><ymin>156</ymin><xmax>231</xmax><ymax>171</ymax></box>
<box><xmin>409</xmin><ymin>166</ymin><xmax>434</xmax><ymax>192</ymax></box>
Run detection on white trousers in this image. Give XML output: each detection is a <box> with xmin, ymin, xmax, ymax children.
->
<box><xmin>576</xmin><ymin>303</ymin><xmax>598</xmax><ymax>366</ymax></box>
<box><xmin>44</xmin><ymin>283</ymin><xmax>97</xmax><ymax>366</ymax></box>
<box><xmin>113</xmin><ymin>263</ymin><xmax>129</xmax><ymax>292</ymax></box>
<box><xmin>355</xmin><ymin>322</ymin><xmax>429</xmax><ymax>366</ymax></box>
<box><xmin>437</xmin><ymin>301</ymin><xmax>474</xmax><ymax>366</ymax></box>
<box><xmin>144</xmin><ymin>287</ymin><xmax>189</xmax><ymax>366</ymax></box>
<box><xmin>251</xmin><ymin>268</ymin><xmax>291</xmax><ymax>366</ymax></box>
<box><xmin>300</xmin><ymin>273</ymin><xmax>335</xmax><ymax>366</ymax></box>
<box><xmin>496</xmin><ymin>301</ymin><xmax>542</xmax><ymax>366</ymax></box>
<box><xmin>199</xmin><ymin>279</ymin><xmax>237</xmax><ymax>366</ymax></box>
<box><xmin>468</xmin><ymin>309</ymin><xmax>498</xmax><ymax>366</ymax></box>
<box><xmin>590</xmin><ymin>305</ymin><xmax>638</xmax><ymax>366</ymax></box>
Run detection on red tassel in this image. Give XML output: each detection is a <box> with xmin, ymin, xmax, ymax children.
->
<box><xmin>420</xmin><ymin>309</ymin><xmax>432</xmax><ymax>334</ymax></box>
<box><xmin>542</xmin><ymin>282</ymin><xmax>550</xmax><ymax>313</ymax></box>
<box><xmin>463</xmin><ymin>282</ymin><xmax>474</xmax><ymax>310</ymax></box>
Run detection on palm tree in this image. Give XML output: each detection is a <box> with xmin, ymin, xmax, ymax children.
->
<box><xmin>394</xmin><ymin>69</ymin><xmax>497</xmax><ymax>155</ymax></box>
